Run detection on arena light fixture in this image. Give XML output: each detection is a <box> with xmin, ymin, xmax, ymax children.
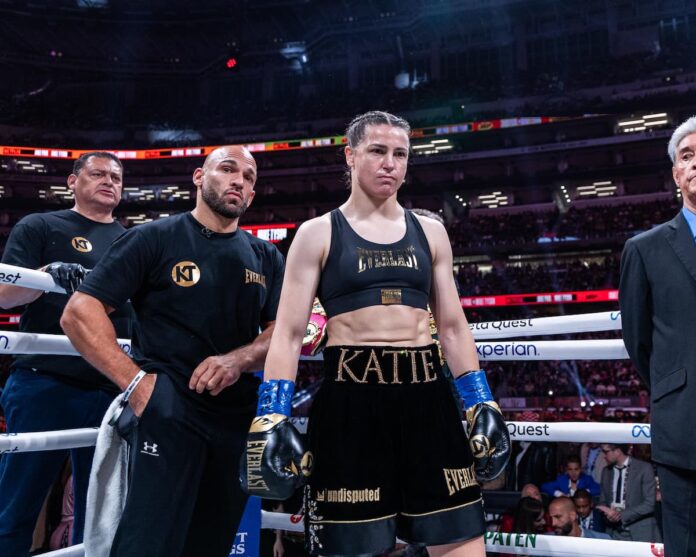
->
<box><xmin>77</xmin><ymin>0</ymin><xmax>108</xmax><ymax>7</ymax></box>
<box><xmin>645</xmin><ymin>119</ymin><xmax>668</xmax><ymax>127</ymax></box>
<box><xmin>414</xmin><ymin>139</ymin><xmax>451</xmax><ymax>155</ymax></box>
<box><xmin>15</xmin><ymin>160</ymin><xmax>46</xmax><ymax>174</ymax></box>
<box><xmin>48</xmin><ymin>184</ymin><xmax>73</xmax><ymax>199</ymax></box>
<box><xmin>478</xmin><ymin>191</ymin><xmax>508</xmax><ymax>208</ymax></box>
<box><xmin>617</xmin><ymin>113</ymin><xmax>670</xmax><ymax>133</ymax></box>
<box><xmin>126</xmin><ymin>214</ymin><xmax>153</xmax><ymax>224</ymax></box>
<box><xmin>617</xmin><ymin>119</ymin><xmax>643</xmax><ymax>127</ymax></box>
<box><xmin>575</xmin><ymin>181</ymin><xmax>616</xmax><ymax>198</ymax></box>
<box><xmin>281</xmin><ymin>42</ymin><xmax>309</xmax><ymax>73</ymax></box>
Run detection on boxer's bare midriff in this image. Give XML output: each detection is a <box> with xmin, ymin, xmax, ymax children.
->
<box><xmin>325</xmin><ymin>305</ymin><xmax>432</xmax><ymax>346</ymax></box>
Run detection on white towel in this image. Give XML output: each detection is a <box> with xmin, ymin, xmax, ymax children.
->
<box><xmin>83</xmin><ymin>395</ymin><xmax>129</xmax><ymax>557</ymax></box>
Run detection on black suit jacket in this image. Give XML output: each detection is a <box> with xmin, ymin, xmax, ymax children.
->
<box><xmin>619</xmin><ymin>211</ymin><xmax>696</xmax><ymax>469</ymax></box>
<box><xmin>504</xmin><ymin>442</ymin><xmax>557</xmax><ymax>490</ymax></box>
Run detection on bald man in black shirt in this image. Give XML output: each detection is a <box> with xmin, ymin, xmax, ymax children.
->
<box><xmin>62</xmin><ymin>145</ymin><xmax>284</xmax><ymax>557</ymax></box>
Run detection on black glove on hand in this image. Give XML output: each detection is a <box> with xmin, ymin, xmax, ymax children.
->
<box><xmin>241</xmin><ymin>412</ymin><xmax>312</xmax><ymax>500</ymax></box>
<box><xmin>44</xmin><ymin>262</ymin><xmax>88</xmax><ymax>294</ymax></box>
<box><xmin>466</xmin><ymin>401</ymin><xmax>511</xmax><ymax>481</ymax></box>
<box><xmin>240</xmin><ymin>380</ymin><xmax>312</xmax><ymax>500</ymax></box>
<box><xmin>455</xmin><ymin>370</ymin><xmax>511</xmax><ymax>482</ymax></box>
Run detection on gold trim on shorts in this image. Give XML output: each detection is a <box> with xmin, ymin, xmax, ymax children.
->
<box><xmin>400</xmin><ymin>497</ymin><xmax>483</xmax><ymax>518</ymax></box>
<box><xmin>310</xmin><ymin>512</ymin><xmax>398</xmax><ymax>525</ymax></box>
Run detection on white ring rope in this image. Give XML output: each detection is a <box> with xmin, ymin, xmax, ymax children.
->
<box><xmin>289</xmin><ymin>419</ymin><xmax>651</xmax><ymax>443</ymax></box>
<box><xmin>469</xmin><ymin>311</ymin><xmax>621</xmax><ymax>339</ymax></box>
<box><xmin>474</xmin><ymin>339</ymin><xmax>627</xmax><ymax>360</ymax></box>
<box><xmin>0</xmin><ymin>262</ymin><xmax>65</xmax><ymax>294</ymax></box>
<box><xmin>0</xmin><ymin>331</ymin><xmax>131</xmax><ymax>356</ymax></box>
<box><xmin>0</xmin><ymin>331</ymin><xmax>628</xmax><ymax>361</ymax></box>
<box><xmin>0</xmin><ymin>421</ymin><xmax>651</xmax><ymax>455</ymax></box>
<box><xmin>259</xmin><ymin>513</ymin><xmax>663</xmax><ymax>557</ymax></box>
<box><xmin>41</xmin><ymin>519</ymin><xmax>664</xmax><ymax>557</ymax></box>
<box><xmin>504</xmin><ymin>421</ymin><xmax>651</xmax><ymax>443</ymax></box>
<box><xmin>0</xmin><ymin>428</ymin><xmax>98</xmax><ymax>454</ymax></box>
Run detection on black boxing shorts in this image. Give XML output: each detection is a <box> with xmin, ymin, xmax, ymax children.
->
<box><xmin>303</xmin><ymin>344</ymin><xmax>485</xmax><ymax>556</ymax></box>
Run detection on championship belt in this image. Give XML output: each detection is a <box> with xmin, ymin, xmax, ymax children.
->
<box><xmin>301</xmin><ymin>298</ymin><xmax>328</xmax><ymax>356</ymax></box>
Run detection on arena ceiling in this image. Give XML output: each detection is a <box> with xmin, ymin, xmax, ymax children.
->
<box><xmin>0</xmin><ymin>0</ymin><xmax>594</xmax><ymax>75</ymax></box>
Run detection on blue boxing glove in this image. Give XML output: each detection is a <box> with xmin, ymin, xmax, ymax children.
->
<box><xmin>455</xmin><ymin>370</ymin><xmax>511</xmax><ymax>481</ymax></box>
<box><xmin>239</xmin><ymin>380</ymin><xmax>312</xmax><ymax>500</ymax></box>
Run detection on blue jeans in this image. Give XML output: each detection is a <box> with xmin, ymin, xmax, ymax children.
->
<box><xmin>0</xmin><ymin>368</ymin><xmax>114</xmax><ymax>556</ymax></box>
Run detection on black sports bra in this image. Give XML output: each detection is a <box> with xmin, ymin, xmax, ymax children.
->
<box><xmin>317</xmin><ymin>209</ymin><xmax>432</xmax><ymax>318</ymax></box>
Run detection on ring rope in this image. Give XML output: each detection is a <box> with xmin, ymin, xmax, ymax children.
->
<box><xmin>0</xmin><ymin>331</ymin><xmax>131</xmax><ymax>356</ymax></box>
<box><xmin>504</xmin><ymin>421</ymin><xmax>651</xmax><ymax>443</ymax></box>
<box><xmin>469</xmin><ymin>311</ymin><xmax>621</xmax><ymax>339</ymax></box>
<box><xmin>0</xmin><ymin>331</ymin><xmax>628</xmax><ymax>361</ymax></box>
<box><xmin>473</xmin><ymin>339</ymin><xmax>626</xmax><ymax>360</ymax></box>
<box><xmin>260</xmin><ymin>513</ymin><xmax>663</xmax><ymax>557</ymax></box>
<box><xmin>0</xmin><ymin>428</ymin><xmax>98</xmax><ymax>454</ymax></box>
<box><xmin>40</xmin><ymin>519</ymin><xmax>664</xmax><ymax>557</ymax></box>
<box><xmin>0</xmin><ymin>421</ymin><xmax>651</xmax><ymax>455</ymax></box>
<box><xmin>289</xmin><ymin>419</ymin><xmax>651</xmax><ymax>442</ymax></box>
<box><xmin>0</xmin><ymin>262</ymin><xmax>65</xmax><ymax>293</ymax></box>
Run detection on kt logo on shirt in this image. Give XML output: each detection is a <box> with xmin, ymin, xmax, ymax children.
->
<box><xmin>71</xmin><ymin>237</ymin><xmax>92</xmax><ymax>252</ymax></box>
<box><xmin>171</xmin><ymin>261</ymin><xmax>200</xmax><ymax>287</ymax></box>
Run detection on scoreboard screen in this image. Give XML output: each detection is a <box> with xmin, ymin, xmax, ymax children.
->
<box><xmin>240</xmin><ymin>223</ymin><xmax>297</xmax><ymax>243</ymax></box>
